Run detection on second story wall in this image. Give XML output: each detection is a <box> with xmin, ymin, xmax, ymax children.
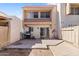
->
<box><xmin>23</xmin><ymin>6</ymin><xmax>56</xmax><ymax>23</ymax></box>
<box><xmin>59</xmin><ymin>3</ymin><xmax>79</xmax><ymax>27</ymax></box>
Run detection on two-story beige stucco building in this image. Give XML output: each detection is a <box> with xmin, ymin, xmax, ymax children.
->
<box><xmin>23</xmin><ymin>5</ymin><xmax>59</xmax><ymax>39</ymax></box>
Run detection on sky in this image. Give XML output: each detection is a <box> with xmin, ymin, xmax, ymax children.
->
<box><xmin>0</xmin><ymin>3</ymin><xmax>48</xmax><ymax>19</ymax></box>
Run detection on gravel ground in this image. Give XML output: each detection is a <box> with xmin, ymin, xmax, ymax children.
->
<box><xmin>0</xmin><ymin>49</ymin><xmax>53</xmax><ymax>56</ymax></box>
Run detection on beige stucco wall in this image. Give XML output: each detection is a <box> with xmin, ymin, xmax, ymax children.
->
<box><xmin>60</xmin><ymin>3</ymin><xmax>79</xmax><ymax>47</ymax></box>
<box><xmin>63</xmin><ymin>15</ymin><xmax>79</xmax><ymax>27</ymax></box>
<box><xmin>0</xmin><ymin>16</ymin><xmax>21</xmax><ymax>48</ymax></box>
<box><xmin>9</xmin><ymin>16</ymin><xmax>21</xmax><ymax>44</ymax></box>
<box><xmin>0</xmin><ymin>11</ymin><xmax>21</xmax><ymax>48</ymax></box>
<box><xmin>51</xmin><ymin>6</ymin><xmax>56</xmax><ymax>31</ymax></box>
<box><xmin>0</xmin><ymin>26</ymin><xmax>9</xmax><ymax>47</ymax></box>
<box><xmin>59</xmin><ymin>3</ymin><xmax>79</xmax><ymax>47</ymax></box>
<box><xmin>62</xmin><ymin>26</ymin><xmax>79</xmax><ymax>47</ymax></box>
<box><xmin>31</xmin><ymin>27</ymin><xmax>40</xmax><ymax>38</ymax></box>
<box><xmin>59</xmin><ymin>3</ymin><xmax>79</xmax><ymax>27</ymax></box>
<box><xmin>62</xmin><ymin>27</ymin><xmax>75</xmax><ymax>43</ymax></box>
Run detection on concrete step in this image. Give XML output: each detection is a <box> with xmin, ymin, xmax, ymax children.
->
<box><xmin>31</xmin><ymin>44</ymin><xmax>47</xmax><ymax>49</ymax></box>
<box><xmin>42</xmin><ymin>40</ymin><xmax>63</xmax><ymax>46</ymax></box>
<box><xmin>5</xmin><ymin>44</ymin><xmax>47</xmax><ymax>49</ymax></box>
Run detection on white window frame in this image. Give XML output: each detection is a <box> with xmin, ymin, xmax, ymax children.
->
<box><xmin>71</xmin><ymin>8</ymin><xmax>79</xmax><ymax>15</ymax></box>
<box><xmin>27</xmin><ymin>12</ymin><xmax>50</xmax><ymax>19</ymax></box>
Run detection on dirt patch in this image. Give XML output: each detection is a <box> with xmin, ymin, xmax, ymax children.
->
<box><xmin>0</xmin><ymin>49</ymin><xmax>53</xmax><ymax>56</ymax></box>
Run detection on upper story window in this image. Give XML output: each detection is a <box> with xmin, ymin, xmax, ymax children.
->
<box><xmin>66</xmin><ymin>4</ymin><xmax>79</xmax><ymax>15</ymax></box>
<box><xmin>40</xmin><ymin>12</ymin><xmax>50</xmax><ymax>18</ymax></box>
<box><xmin>27</xmin><ymin>12</ymin><xmax>38</xmax><ymax>19</ymax></box>
<box><xmin>26</xmin><ymin>12</ymin><xmax>50</xmax><ymax>19</ymax></box>
<box><xmin>71</xmin><ymin>8</ymin><xmax>79</xmax><ymax>15</ymax></box>
<box><xmin>33</xmin><ymin>12</ymin><xmax>38</xmax><ymax>18</ymax></box>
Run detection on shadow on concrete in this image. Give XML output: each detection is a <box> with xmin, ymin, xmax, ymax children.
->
<box><xmin>0</xmin><ymin>48</ymin><xmax>32</xmax><ymax>56</ymax></box>
<box><xmin>0</xmin><ymin>39</ymin><xmax>42</xmax><ymax>56</ymax></box>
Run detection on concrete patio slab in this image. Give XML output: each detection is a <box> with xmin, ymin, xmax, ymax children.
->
<box><xmin>0</xmin><ymin>48</ymin><xmax>53</xmax><ymax>56</ymax></box>
<box><xmin>49</xmin><ymin>41</ymin><xmax>79</xmax><ymax>56</ymax></box>
<box><xmin>29</xmin><ymin>49</ymin><xmax>53</xmax><ymax>56</ymax></box>
<box><xmin>5</xmin><ymin>39</ymin><xmax>63</xmax><ymax>49</ymax></box>
<box><xmin>6</xmin><ymin>45</ymin><xmax>47</xmax><ymax>49</ymax></box>
<box><xmin>42</xmin><ymin>40</ymin><xmax>63</xmax><ymax>46</ymax></box>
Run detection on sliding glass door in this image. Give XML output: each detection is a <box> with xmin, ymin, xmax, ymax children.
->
<box><xmin>40</xmin><ymin>27</ymin><xmax>49</xmax><ymax>39</ymax></box>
